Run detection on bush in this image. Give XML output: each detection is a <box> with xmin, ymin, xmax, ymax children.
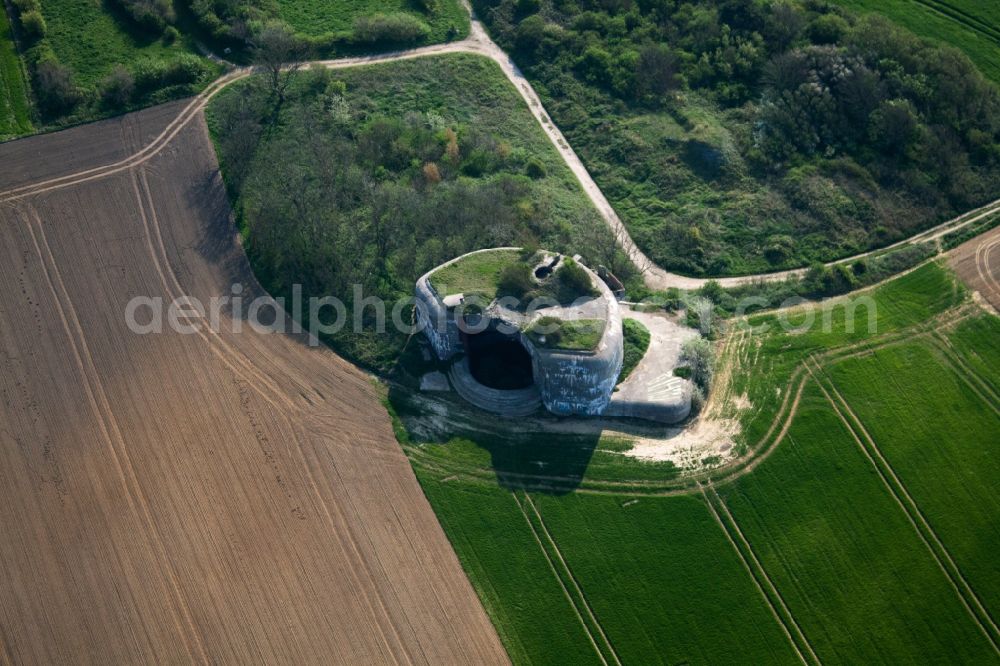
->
<box><xmin>132</xmin><ymin>55</ymin><xmax>211</xmax><ymax>97</ymax></box>
<box><xmin>679</xmin><ymin>336</ymin><xmax>714</xmax><ymax>391</ymax></box>
<box><xmin>497</xmin><ymin>262</ymin><xmax>534</xmax><ymax>299</ymax></box>
<box><xmin>101</xmin><ymin>65</ymin><xmax>136</xmax><ymax>108</ymax></box>
<box><xmin>525</xmin><ymin>157</ymin><xmax>547</xmax><ymax>179</ymax></box>
<box><xmin>19</xmin><ymin>9</ymin><xmax>46</xmax><ymax>41</ymax></box>
<box><xmin>352</xmin><ymin>13</ymin><xmax>430</xmax><ymax>45</ymax></box>
<box><xmin>162</xmin><ymin>25</ymin><xmax>180</xmax><ymax>44</ymax></box>
<box><xmin>556</xmin><ymin>258</ymin><xmax>597</xmax><ymax>300</ymax></box>
<box><xmin>34</xmin><ymin>58</ymin><xmax>82</xmax><ymax>116</ymax></box>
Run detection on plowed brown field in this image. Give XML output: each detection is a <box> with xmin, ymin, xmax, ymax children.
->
<box><xmin>0</xmin><ymin>104</ymin><xmax>507</xmax><ymax>664</ymax></box>
<box><xmin>950</xmin><ymin>224</ymin><xmax>1000</xmax><ymax>311</ymax></box>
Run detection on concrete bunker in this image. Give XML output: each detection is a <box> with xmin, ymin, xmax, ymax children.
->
<box><xmin>414</xmin><ymin>247</ymin><xmax>692</xmax><ymax>423</ymax></box>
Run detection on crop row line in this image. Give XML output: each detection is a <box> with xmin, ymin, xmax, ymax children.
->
<box><xmin>699</xmin><ymin>482</ymin><xmax>821</xmax><ymax>666</ymax></box>
<box><xmin>511</xmin><ymin>491</ymin><xmax>618</xmax><ymax>666</ymax></box>
<box><xmin>806</xmin><ymin>359</ymin><xmax>1000</xmax><ymax>655</ymax></box>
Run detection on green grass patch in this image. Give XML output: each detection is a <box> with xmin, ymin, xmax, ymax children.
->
<box><xmin>617</xmin><ymin>317</ymin><xmax>649</xmax><ymax>383</ymax></box>
<box><xmin>276</xmin><ymin>0</ymin><xmax>469</xmax><ymax>44</ymax></box>
<box><xmin>525</xmin><ymin>317</ymin><xmax>603</xmax><ymax>351</ymax></box>
<box><xmin>429</xmin><ymin>249</ymin><xmax>521</xmax><ymax>300</ymax></box>
<box><xmin>0</xmin><ymin>6</ymin><xmax>31</xmax><ymax>139</ymax></box>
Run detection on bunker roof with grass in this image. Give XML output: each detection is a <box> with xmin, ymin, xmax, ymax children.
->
<box><xmin>415</xmin><ymin>247</ymin><xmax>626</xmax><ymax>417</ymax></box>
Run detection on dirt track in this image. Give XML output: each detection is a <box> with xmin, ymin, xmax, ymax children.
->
<box><xmin>0</xmin><ymin>108</ymin><xmax>508</xmax><ymax>663</ymax></box>
<box><xmin>950</xmin><ymin>223</ymin><xmax>1000</xmax><ymax>312</ymax></box>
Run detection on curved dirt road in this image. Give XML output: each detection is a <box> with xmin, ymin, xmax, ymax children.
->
<box><xmin>3</xmin><ymin>8</ymin><xmax>998</xmax><ymax>290</ymax></box>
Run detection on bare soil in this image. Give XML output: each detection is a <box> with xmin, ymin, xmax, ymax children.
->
<box><xmin>0</xmin><ymin>107</ymin><xmax>507</xmax><ymax>664</ymax></box>
<box><xmin>950</xmin><ymin>223</ymin><xmax>1000</xmax><ymax>313</ymax></box>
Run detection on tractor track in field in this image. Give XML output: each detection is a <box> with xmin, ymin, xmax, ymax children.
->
<box><xmin>700</xmin><ymin>482</ymin><xmax>821</xmax><ymax>666</ymax></box>
<box><xmin>511</xmin><ymin>491</ymin><xmax>615</xmax><ymax>666</ymax></box>
<box><xmin>806</xmin><ymin>360</ymin><xmax>1000</xmax><ymax>655</ymax></box>
<box><xmin>928</xmin><ymin>334</ymin><xmax>1000</xmax><ymax>417</ymax></box>
<box><xmin>19</xmin><ymin>205</ymin><xmax>211</xmax><ymax>664</ymax></box>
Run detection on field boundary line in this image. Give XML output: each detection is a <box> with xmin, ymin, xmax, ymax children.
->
<box><xmin>521</xmin><ymin>493</ymin><xmax>623</xmax><ymax>666</ymax></box>
<box><xmin>511</xmin><ymin>491</ymin><xmax>611</xmax><ymax>666</ymax></box>
<box><xmin>21</xmin><ymin>205</ymin><xmax>210</xmax><ymax>664</ymax></box>
<box><xmin>700</xmin><ymin>483</ymin><xmax>820</xmax><ymax>666</ymax></box>
<box><xmin>806</xmin><ymin>360</ymin><xmax>1000</xmax><ymax>654</ymax></box>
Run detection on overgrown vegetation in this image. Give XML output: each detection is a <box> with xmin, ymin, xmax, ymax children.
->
<box><xmin>0</xmin><ymin>6</ymin><xmax>32</xmax><ymax>138</ymax></box>
<box><xmin>189</xmin><ymin>0</ymin><xmax>468</xmax><ymax>54</ymax></box>
<box><xmin>474</xmin><ymin>0</ymin><xmax>1000</xmax><ymax>276</ymax></box>
<box><xmin>2</xmin><ymin>0</ymin><xmax>219</xmax><ymax>129</ymax></box>
<box><xmin>525</xmin><ymin>316</ymin><xmax>604</xmax><ymax>350</ymax></box>
<box><xmin>617</xmin><ymin>317</ymin><xmax>649</xmax><ymax>382</ymax></box>
<box><xmin>208</xmin><ymin>54</ymin><xmax>632</xmax><ymax>372</ymax></box>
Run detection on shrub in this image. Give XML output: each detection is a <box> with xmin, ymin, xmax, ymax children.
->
<box><xmin>497</xmin><ymin>262</ymin><xmax>535</xmax><ymax>299</ymax></box>
<box><xmin>114</xmin><ymin>0</ymin><xmax>175</xmax><ymax>33</ymax></box>
<box><xmin>162</xmin><ymin>25</ymin><xmax>180</xmax><ymax>44</ymax></box>
<box><xmin>352</xmin><ymin>13</ymin><xmax>430</xmax><ymax>45</ymax></box>
<box><xmin>680</xmin><ymin>336</ymin><xmax>714</xmax><ymax>391</ymax></box>
<box><xmin>101</xmin><ymin>65</ymin><xmax>136</xmax><ymax>108</ymax></box>
<box><xmin>19</xmin><ymin>9</ymin><xmax>46</xmax><ymax>41</ymax></box>
<box><xmin>525</xmin><ymin>158</ymin><xmax>547</xmax><ymax>179</ymax></box>
<box><xmin>34</xmin><ymin>58</ymin><xmax>81</xmax><ymax>116</ymax></box>
<box><xmin>556</xmin><ymin>258</ymin><xmax>598</xmax><ymax>300</ymax></box>
<box><xmin>414</xmin><ymin>0</ymin><xmax>438</xmax><ymax>13</ymax></box>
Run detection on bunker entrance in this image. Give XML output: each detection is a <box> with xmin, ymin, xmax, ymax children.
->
<box><xmin>464</xmin><ymin>328</ymin><xmax>534</xmax><ymax>390</ymax></box>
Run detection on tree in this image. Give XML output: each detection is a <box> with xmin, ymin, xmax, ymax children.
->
<box><xmin>635</xmin><ymin>43</ymin><xmax>679</xmax><ymax>101</ymax></box>
<box><xmin>252</xmin><ymin>21</ymin><xmax>306</xmax><ymax>103</ymax></box>
<box><xmin>869</xmin><ymin>99</ymin><xmax>920</xmax><ymax>158</ymax></box>
<box><xmin>34</xmin><ymin>59</ymin><xmax>81</xmax><ymax>116</ymax></box>
<box><xmin>19</xmin><ymin>9</ymin><xmax>46</xmax><ymax>41</ymax></box>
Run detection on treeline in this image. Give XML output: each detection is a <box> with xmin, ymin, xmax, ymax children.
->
<box><xmin>209</xmin><ymin>66</ymin><xmax>629</xmax><ymax>371</ymax></box>
<box><xmin>474</xmin><ymin>0</ymin><xmax>1000</xmax><ymax>276</ymax></box>
<box><xmin>7</xmin><ymin>0</ymin><xmax>214</xmax><ymax>121</ymax></box>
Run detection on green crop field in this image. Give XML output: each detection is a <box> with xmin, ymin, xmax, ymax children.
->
<box><xmin>0</xmin><ymin>7</ymin><xmax>31</xmax><ymax>139</ymax></box>
<box><xmin>831</xmin><ymin>0</ymin><xmax>1000</xmax><ymax>83</ymax></box>
<box><xmin>398</xmin><ymin>259</ymin><xmax>1000</xmax><ymax>663</ymax></box>
<box><xmin>276</xmin><ymin>0</ymin><xmax>469</xmax><ymax>44</ymax></box>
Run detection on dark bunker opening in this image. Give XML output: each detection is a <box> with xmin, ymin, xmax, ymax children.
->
<box><xmin>464</xmin><ymin>327</ymin><xmax>534</xmax><ymax>390</ymax></box>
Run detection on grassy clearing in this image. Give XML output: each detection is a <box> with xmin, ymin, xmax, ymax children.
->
<box><xmin>276</xmin><ymin>0</ymin><xmax>469</xmax><ymax>44</ymax></box>
<box><xmin>831</xmin><ymin>0</ymin><xmax>1000</xmax><ymax>82</ymax></box>
<box><xmin>0</xmin><ymin>7</ymin><xmax>31</xmax><ymax>139</ymax></box>
<box><xmin>827</xmin><ymin>342</ymin><xmax>1000</xmax><ymax>618</ymax></box>
<box><xmin>40</xmin><ymin>0</ymin><xmax>206</xmax><ymax>87</ymax></box>
<box><xmin>717</xmin><ymin>386</ymin><xmax>998</xmax><ymax>663</ymax></box>
<box><xmin>617</xmin><ymin>318</ymin><xmax>649</xmax><ymax>383</ymax></box>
